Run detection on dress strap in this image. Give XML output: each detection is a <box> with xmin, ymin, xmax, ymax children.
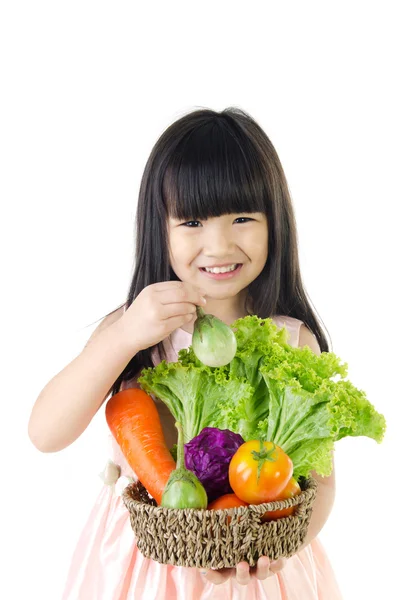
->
<box><xmin>271</xmin><ymin>315</ymin><xmax>303</xmax><ymax>348</ymax></box>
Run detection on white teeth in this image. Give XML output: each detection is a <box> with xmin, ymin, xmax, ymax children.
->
<box><xmin>204</xmin><ymin>264</ymin><xmax>239</xmax><ymax>274</ymax></box>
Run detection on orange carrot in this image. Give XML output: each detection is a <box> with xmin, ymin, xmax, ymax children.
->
<box><xmin>105</xmin><ymin>388</ymin><xmax>176</xmax><ymax>504</ymax></box>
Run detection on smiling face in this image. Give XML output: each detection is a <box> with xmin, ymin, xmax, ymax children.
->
<box><xmin>167</xmin><ymin>212</ymin><xmax>269</xmax><ymax>303</ymax></box>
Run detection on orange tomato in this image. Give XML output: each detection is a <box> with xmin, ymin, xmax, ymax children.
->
<box><xmin>208</xmin><ymin>493</ymin><xmax>248</xmax><ymax>510</ymax></box>
<box><xmin>262</xmin><ymin>477</ymin><xmax>301</xmax><ymax>521</ymax></box>
<box><xmin>207</xmin><ymin>493</ymin><xmax>248</xmax><ymax>524</ymax></box>
<box><xmin>228</xmin><ymin>440</ymin><xmax>293</xmax><ymax>504</ymax></box>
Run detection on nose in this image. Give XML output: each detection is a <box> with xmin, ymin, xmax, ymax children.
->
<box><xmin>202</xmin><ymin>227</ymin><xmax>236</xmax><ymax>258</ymax></box>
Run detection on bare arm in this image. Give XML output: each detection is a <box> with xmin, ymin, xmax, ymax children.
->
<box><xmin>28</xmin><ymin>307</ymin><xmax>139</xmax><ymax>453</ymax></box>
<box><xmin>298</xmin><ymin>324</ymin><xmax>336</xmax><ymax>548</ymax></box>
<box><xmin>298</xmin><ymin>460</ymin><xmax>335</xmax><ymax>550</ymax></box>
<box><xmin>28</xmin><ymin>281</ymin><xmax>207</xmax><ymax>454</ymax></box>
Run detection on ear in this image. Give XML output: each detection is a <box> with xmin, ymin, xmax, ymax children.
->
<box><xmin>298</xmin><ymin>324</ymin><xmax>321</xmax><ymax>356</ymax></box>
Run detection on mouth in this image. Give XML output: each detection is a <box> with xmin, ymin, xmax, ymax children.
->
<box><xmin>199</xmin><ymin>263</ymin><xmax>243</xmax><ymax>279</ymax></box>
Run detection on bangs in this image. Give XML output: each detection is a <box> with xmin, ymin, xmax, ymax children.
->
<box><xmin>162</xmin><ymin>119</ymin><xmax>270</xmax><ymax>221</ymax></box>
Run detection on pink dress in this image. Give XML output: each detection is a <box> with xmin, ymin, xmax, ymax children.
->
<box><xmin>62</xmin><ymin>315</ymin><xmax>343</xmax><ymax>600</ymax></box>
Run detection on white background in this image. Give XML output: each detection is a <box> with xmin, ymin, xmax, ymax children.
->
<box><xmin>1</xmin><ymin>2</ymin><xmax>396</xmax><ymax>599</ymax></box>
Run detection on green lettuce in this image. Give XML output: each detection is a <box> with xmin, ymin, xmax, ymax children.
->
<box><xmin>138</xmin><ymin>316</ymin><xmax>386</xmax><ymax>478</ymax></box>
<box><xmin>138</xmin><ymin>360</ymin><xmax>254</xmax><ymax>442</ymax></box>
<box><xmin>256</xmin><ymin>376</ymin><xmax>385</xmax><ymax>478</ymax></box>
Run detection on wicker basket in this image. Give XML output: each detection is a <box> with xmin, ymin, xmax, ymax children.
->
<box><xmin>122</xmin><ymin>477</ymin><xmax>317</xmax><ymax>569</ymax></box>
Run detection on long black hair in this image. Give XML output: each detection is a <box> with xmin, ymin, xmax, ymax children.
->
<box><xmin>93</xmin><ymin>107</ymin><xmax>332</xmax><ymax>396</ymax></box>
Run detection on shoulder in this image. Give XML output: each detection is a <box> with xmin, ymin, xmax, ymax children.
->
<box><xmin>298</xmin><ymin>324</ymin><xmax>321</xmax><ymax>356</ymax></box>
<box><xmin>271</xmin><ymin>315</ymin><xmax>303</xmax><ymax>348</ymax></box>
<box><xmin>84</xmin><ymin>305</ymin><xmax>126</xmax><ymax>347</ymax></box>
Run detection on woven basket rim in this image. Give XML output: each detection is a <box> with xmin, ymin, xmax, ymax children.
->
<box><xmin>122</xmin><ymin>476</ymin><xmax>317</xmax><ymax>516</ymax></box>
<box><xmin>121</xmin><ymin>477</ymin><xmax>318</xmax><ymax>567</ymax></box>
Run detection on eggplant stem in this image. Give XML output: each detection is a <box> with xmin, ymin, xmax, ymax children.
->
<box><xmin>196</xmin><ymin>306</ymin><xmax>206</xmax><ymax>319</ymax></box>
<box><xmin>175</xmin><ymin>421</ymin><xmax>185</xmax><ymax>469</ymax></box>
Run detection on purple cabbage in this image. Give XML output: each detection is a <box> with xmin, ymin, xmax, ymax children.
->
<box><xmin>184</xmin><ymin>427</ymin><xmax>245</xmax><ymax>503</ymax></box>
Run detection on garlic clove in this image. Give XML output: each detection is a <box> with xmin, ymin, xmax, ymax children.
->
<box><xmin>99</xmin><ymin>460</ymin><xmax>121</xmax><ymax>486</ymax></box>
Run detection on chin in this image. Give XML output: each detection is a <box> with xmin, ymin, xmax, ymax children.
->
<box><xmin>206</xmin><ymin>288</ymin><xmax>243</xmax><ymax>300</ymax></box>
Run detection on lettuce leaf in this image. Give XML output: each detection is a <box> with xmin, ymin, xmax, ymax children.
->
<box><xmin>138</xmin><ymin>315</ymin><xmax>386</xmax><ymax>478</ymax></box>
<box><xmin>255</xmin><ymin>376</ymin><xmax>386</xmax><ymax>478</ymax></box>
<box><xmin>138</xmin><ymin>360</ymin><xmax>254</xmax><ymax>443</ymax></box>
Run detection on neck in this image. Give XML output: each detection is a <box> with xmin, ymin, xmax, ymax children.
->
<box><xmin>204</xmin><ymin>294</ymin><xmax>250</xmax><ymax>324</ymax></box>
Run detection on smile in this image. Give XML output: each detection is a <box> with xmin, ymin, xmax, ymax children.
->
<box><xmin>199</xmin><ymin>264</ymin><xmax>243</xmax><ymax>279</ymax></box>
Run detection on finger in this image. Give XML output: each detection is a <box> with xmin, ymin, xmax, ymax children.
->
<box><xmin>160</xmin><ymin>288</ymin><xmax>207</xmax><ymax>306</ymax></box>
<box><xmin>252</xmin><ymin>556</ymin><xmax>270</xmax><ymax>580</ymax></box>
<box><xmin>159</xmin><ymin>302</ymin><xmax>198</xmax><ymax>320</ymax></box>
<box><xmin>150</xmin><ymin>281</ymin><xmax>189</xmax><ymax>292</ymax></box>
<box><xmin>158</xmin><ymin>286</ymin><xmax>207</xmax><ymax>307</ymax></box>
<box><xmin>235</xmin><ymin>561</ymin><xmax>251</xmax><ymax>586</ymax></box>
<box><xmin>154</xmin><ymin>281</ymin><xmax>207</xmax><ymax>299</ymax></box>
<box><xmin>204</xmin><ymin>567</ymin><xmax>235</xmax><ymax>585</ymax></box>
<box><xmin>152</xmin><ymin>280</ymin><xmax>206</xmax><ymax>291</ymax></box>
<box><xmin>270</xmin><ymin>557</ymin><xmax>287</xmax><ymax>574</ymax></box>
<box><xmin>159</xmin><ymin>312</ymin><xmax>196</xmax><ymax>332</ymax></box>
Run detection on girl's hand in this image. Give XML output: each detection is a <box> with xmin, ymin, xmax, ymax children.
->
<box><xmin>120</xmin><ymin>281</ymin><xmax>207</xmax><ymax>351</ymax></box>
<box><xmin>200</xmin><ymin>557</ymin><xmax>287</xmax><ymax>586</ymax></box>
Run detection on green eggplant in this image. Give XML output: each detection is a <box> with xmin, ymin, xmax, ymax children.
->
<box><xmin>161</xmin><ymin>422</ymin><xmax>208</xmax><ymax>509</ymax></box>
<box><xmin>192</xmin><ymin>307</ymin><xmax>237</xmax><ymax>367</ymax></box>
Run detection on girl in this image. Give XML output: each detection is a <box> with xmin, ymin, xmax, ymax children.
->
<box><xmin>28</xmin><ymin>107</ymin><xmax>343</xmax><ymax>599</ymax></box>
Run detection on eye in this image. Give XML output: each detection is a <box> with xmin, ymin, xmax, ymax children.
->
<box><xmin>181</xmin><ymin>220</ymin><xmax>202</xmax><ymax>227</ymax></box>
<box><xmin>234</xmin><ymin>217</ymin><xmax>253</xmax><ymax>223</ymax></box>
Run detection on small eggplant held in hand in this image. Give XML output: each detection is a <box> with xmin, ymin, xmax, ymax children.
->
<box><xmin>192</xmin><ymin>307</ymin><xmax>237</xmax><ymax>367</ymax></box>
<box><xmin>161</xmin><ymin>422</ymin><xmax>208</xmax><ymax>509</ymax></box>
